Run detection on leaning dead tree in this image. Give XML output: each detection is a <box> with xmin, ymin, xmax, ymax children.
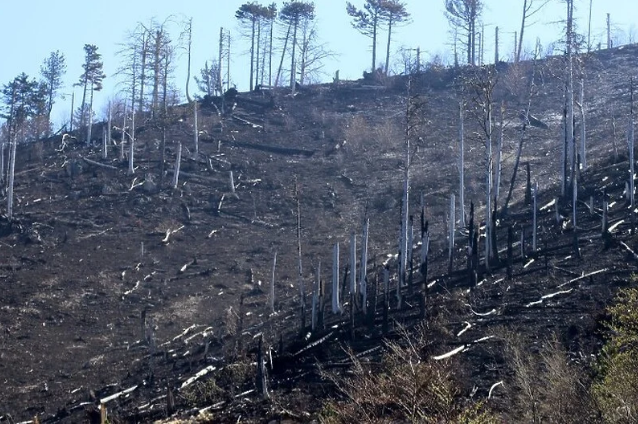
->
<box><xmin>502</xmin><ymin>45</ymin><xmax>540</xmax><ymax>215</ymax></box>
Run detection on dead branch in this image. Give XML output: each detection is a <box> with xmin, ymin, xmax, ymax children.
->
<box><xmin>82</xmin><ymin>156</ymin><xmax>119</xmax><ymax>170</ymax></box>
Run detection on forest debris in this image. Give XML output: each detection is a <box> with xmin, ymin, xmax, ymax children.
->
<box><xmin>457</xmin><ymin>322</ymin><xmax>472</xmax><ymax>337</ymax></box>
<box><xmin>180</xmin><ymin>365</ymin><xmax>217</xmax><ymax>390</ymax></box>
<box><xmin>172</xmin><ymin>324</ymin><xmax>198</xmax><ymax>342</ymax></box>
<box><xmin>433</xmin><ymin>345</ymin><xmax>465</xmax><ymax>360</ymax></box>
<box><xmin>123</xmin><ymin>281</ymin><xmax>140</xmax><ymax>296</ymax></box>
<box><xmin>207</xmin><ymin>229</ymin><xmax>218</xmax><ymax>238</ymax></box>
<box><xmin>557</xmin><ymin>268</ymin><xmax>609</xmax><ymax>287</ymax></box>
<box><xmin>76</xmin><ymin>227</ymin><xmax>112</xmax><ymax>240</ymax></box>
<box><xmin>620</xmin><ymin>241</ymin><xmax>638</xmax><ymax>261</ymax></box>
<box><xmin>162</xmin><ymin>225</ymin><xmax>185</xmax><ymax>244</ymax></box>
<box><xmin>525</xmin><ymin>289</ymin><xmax>574</xmax><ymax>307</ymax></box>
<box><xmin>129</xmin><ymin>177</ymin><xmax>143</xmax><ymax>191</ymax></box>
<box><xmin>179</xmin><ymin>258</ymin><xmax>196</xmax><ymax>273</ymax></box>
<box><xmin>100</xmin><ymin>385</ymin><xmax>138</xmax><ymax>404</ymax></box>
<box><xmin>232</xmin><ymin>115</ymin><xmax>263</xmax><ymax>128</ymax></box>
<box><xmin>608</xmin><ymin>219</ymin><xmax>624</xmax><ymax>233</ymax></box>
<box><xmin>540</xmin><ymin>198</ymin><xmax>556</xmax><ymax>211</ymax></box>
<box><xmin>466</xmin><ymin>305</ymin><xmax>497</xmax><ymax>316</ymax></box>
<box><xmin>82</xmin><ymin>156</ymin><xmax>118</xmax><ymax>170</ymax></box>
<box><xmin>488</xmin><ymin>381</ymin><xmax>504</xmax><ymax>399</ymax></box>
<box><xmin>184</xmin><ymin>327</ymin><xmax>214</xmax><ymax>344</ymax></box>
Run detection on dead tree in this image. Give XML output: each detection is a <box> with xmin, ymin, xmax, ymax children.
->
<box><xmin>458</xmin><ymin>100</ymin><xmax>466</xmax><ymax>227</ymax></box>
<box><xmin>332</xmin><ymin>242</ymin><xmax>340</xmax><ymax>314</ymax></box>
<box><xmin>503</xmin><ymin>45</ymin><xmax>540</xmax><ymax>215</ymax></box>
<box><xmin>466</xmin><ymin>66</ymin><xmax>497</xmax><ymax>268</ymax></box>
<box><xmin>359</xmin><ymin>217</ymin><xmax>369</xmax><ymax>314</ymax></box>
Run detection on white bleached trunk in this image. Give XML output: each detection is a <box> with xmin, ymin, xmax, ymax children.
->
<box><xmin>349</xmin><ymin>232</ymin><xmax>356</xmax><ymax>295</ymax></box>
<box><xmin>459</xmin><ymin>101</ymin><xmax>466</xmax><ymax>227</ymax></box>
<box><xmin>270</xmin><ymin>251</ymin><xmax>277</xmax><ymax>313</ymax></box>
<box><xmin>172</xmin><ymin>142</ymin><xmax>182</xmax><ymax>189</ymax></box>
<box><xmin>193</xmin><ymin>100</ymin><xmax>199</xmax><ymax>156</ymax></box>
<box><xmin>332</xmin><ymin>242</ymin><xmax>340</xmax><ymax>314</ymax></box>
<box><xmin>359</xmin><ymin>218</ymin><xmax>369</xmax><ymax>314</ymax></box>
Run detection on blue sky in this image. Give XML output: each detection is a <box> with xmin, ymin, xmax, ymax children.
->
<box><xmin>1</xmin><ymin>0</ymin><xmax>636</xmax><ymax>127</ymax></box>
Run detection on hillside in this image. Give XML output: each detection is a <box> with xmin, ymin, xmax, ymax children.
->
<box><xmin>2</xmin><ymin>45</ymin><xmax>638</xmax><ymax>423</ymax></box>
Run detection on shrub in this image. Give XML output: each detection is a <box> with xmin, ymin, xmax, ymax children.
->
<box><xmin>320</xmin><ymin>326</ymin><xmax>498</xmax><ymax>423</ymax></box>
<box><xmin>592</xmin><ymin>288</ymin><xmax>638</xmax><ymax>423</ymax></box>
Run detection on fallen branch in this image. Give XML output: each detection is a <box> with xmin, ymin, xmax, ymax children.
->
<box><xmin>525</xmin><ymin>289</ymin><xmax>574</xmax><ymax>307</ymax></box>
<box><xmin>620</xmin><ymin>241</ymin><xmax>638</xmax><ymax>262</ymax></box>
<box><xmin>100</xmin><ymin>385</ymin><xmax>138</xmax><ymax>404</ymax></box>
<box><xmin>557</xmin><ymin>268</ymin><xmax>609</xmax><ymax>288</ymax></box>
<box><xmin>488</xmin><ymin>381</ymin><xmax>504</xmax><ymax>399</ymax></box>
<box><xmin>180</xmin><ymin>366</ymin><xmax>217</xmax><ymax>390</ymax></box>
<box><xmin>232</xmin><ymin>115</ymin><xmax>263</xmax><ymax>128</ymax></box>
<box><xmin>457</xmin><ymin>322</ymin><xmax>472</xmax><ymax>337</ymax></box>
<box><xmin>432</xmin><ymin>345</ymin><xmax>465</xmax><ymax>360</ymax></box>
<box><xmin>162</xmin><ymin>225</ymin><xmax>185</xmax><ymax>244</ymax></box>
<box><xmin>82</xmin><ymin>156</ymin><xmax>119</xmax><ymax>170</ymax></box>
<box><xmin>179</xmin><ymin>258</ymin><xmax>196</xmax><ymax>273</ymax></box>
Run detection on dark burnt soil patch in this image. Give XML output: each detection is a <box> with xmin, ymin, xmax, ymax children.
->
<box><xmin>1</xmin><ymin>45</ymin><xmax>638</xmax><ymax>422</ymax></box>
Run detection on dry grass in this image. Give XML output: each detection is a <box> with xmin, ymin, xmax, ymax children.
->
<box><xmin>319</xmin><ymin>325</ymin><xmax>498</xmax><ymax>423</ymax></box>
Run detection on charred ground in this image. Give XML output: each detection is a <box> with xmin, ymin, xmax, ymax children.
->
<box><xmin>1</xmin><ymin>45</ymin><xmax>638</xmax><ymax>422</ymax></box>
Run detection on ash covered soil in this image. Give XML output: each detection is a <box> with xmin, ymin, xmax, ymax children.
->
<box><xmin>2</xmin><ymin>45</ymin><xmax>638</xmax><ymax>422</ymax></box>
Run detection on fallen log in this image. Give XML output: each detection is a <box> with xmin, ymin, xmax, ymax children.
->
<box><xmin>82</xmin><ymin>156</ymin><xmax>119</xmax><ymax>170</ymax></box>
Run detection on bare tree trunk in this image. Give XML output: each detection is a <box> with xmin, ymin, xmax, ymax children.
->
<box><xmin>332</xmin><ymin>242</ymin><xmax>340</xmax><ymax>314</ymax></box>
<box><xmin>580</xmin><ymin>78</ymin><xmax>587</xmax><ymax>169</ymax></box>
<box><xmin>193</xmin><ymin>100</ymin><xmax>199</xmax><ymax>156</ymax></box>
<box><xmin>532</xmin><ymin>181</ymin><xmax>538</xmax><ymax>251</ymax></box>
<box><xmin>269</xmin><ymin>20</ymin><xmax>274</xmax><ymax>87</ymax></box>
<box><xmin>587</xmin><ymin>0</ymin><xmax>593</xmax><ymax>52</ymax></box>
<box><xmin>495</xmin><ymin>101</ymin><xmax>504</xmax><ymax>202</ymax></box>
<box><xmin>276</xmin><ymin>22</ymin><xmax>292</xmax><ymax>87</ymax></box>
<box><xmin>102</xmin><ymin>127</ymin><xmax>108</xmax><ymax>160</ymax></box>
<box><xmin>139</xmin><ymin>32</ymin><xmax>148</xmax><ymax>114</ymax></box>
<box><xmin>218</xmin><ymin>28</ymin><xmax>224</xmax><ymax>95</ymax></box>
<box><xmin>86</xmin><ymin>83</ymin><xmax>94</xmax><ymax>146</ymax></box>
<box><xmin>107</xmin><ymin>102</ymin><xmax>112</xmax><ymax>150</ymax></box>
<box><xmin>630</xmin><ymin>78</ymin><xmax>635</xmax><ymax>208</ymax></box>
<box><xmin>459</xmin><ymin>101</ymin><xmax>465</xmax><ymax>227</ymax></box>
<box><xmin>129</xmin><ymin>103</ymin><xmax>135</xmax><ymax>175</ymax></box>
<box><xmin>256</xmin><ymin>18</ymin><xmax>261</xmax><ymax>89</ymax></box>
<box><xmin>359</xmin><ymin>217</ymin><xmax>369</xmax><ymax>314</ymax></box>
<box><xmin>7</xmin><ymin>133</ymin><xmax>16</xmax><ymax>220</ymax></box>
<box><xmin>290</xmin><ymin>19</ymin><xmax>299</xmax><ymax>91</ymax></box>
<box><xmin>448</xmin><ymin>194</ymin><xmax>455</xmax><ymax>273</ymax></box>
<box><xmin>250</xmin><ymin>18</ymin><xmax>256</xmax><ymax>91</ymax></box>
<box><xmin>296</xmin><ymin>183</ymin><xmax>305</xmax><ymax>329</ymax></box>
<box><xmin>185</xmin><ymin>18</ymin><xmax>193</xmax><ymax>103</ymax></box>
<box><xmin>372</xmin><ymin>15</ymin><xmax>378</xmax><ymax>71</ymax></box>
<box><xmin>566</xmin><ymin>0</ymin><xmax>576</xmax><ymax>195</ymax></box>
<box><xmin>350</xmin><ymin>232</ymin><xmax>357</xmax><ymax>295</ymax></box>
<box><xmin>495</xmin><ymin>26</ymin><xmax>499</xmax><ymax>63</ymax></box>
<box><xmin>385</xmin><ymin>18</ymin><xmax>393</xmax><ymax>74</ymax></box>
<box><xmin>516</xmin><ymin>0</ymin><xmax>528</xmax><ymax>63</ymax></box>
<box><xmin>121</xmin><ymin>105</ymin><xmax>127</xmax><ymax>161</ymax></box>
<box><xmin>270</xmin><ymin>251</ymin><xmax>277</xmax><ymax>313</ymax></box>
<box><xmin>171</xmin><ymin>142</ymin><xmax>182</xmax><ymax>189</ymax></box>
